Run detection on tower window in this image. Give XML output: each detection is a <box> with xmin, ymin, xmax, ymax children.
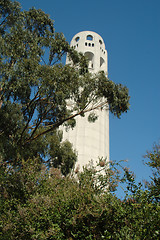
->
<box><xmin>92</xmin><ymin>43</ymin><xmax>94</xmax><ymax>47</ymax></box>
<box><xmin>100</xmin><ymin>57</ymin><xmax>105</xmax><ymax>68</ymax></box>
<box><xmin>75</xmin><ymin>36</ymin><xmax>80</xmax><ymax>42</ymax></box>
<box><xmin>87</xmin><ymin>35</ymin><xmax>93</xmax><ymax>41</ymax></box>
<box><xmin>89</xmin><ymin>43</ymin><xmax>91</xmax><ymax>46</ymax></box>
<box><xmin>85</xmin><ymin>42</ymin><xmax>87</xmax><ymax>46</ymax></box>
<box><xmin>99</xmin><ymin>39</ymin><xmax>103</xmax><ymax>44</ymax></box>
<box><xmin>84</xmin><ymin>51</ymin><xmax>94</xmax><ymax>69</ymax></box>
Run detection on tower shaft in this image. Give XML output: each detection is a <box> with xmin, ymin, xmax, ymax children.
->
<box><xmin>63</xmin><ymin>31</ymin><xmax>109</xmax><ymax>169</ymax></box>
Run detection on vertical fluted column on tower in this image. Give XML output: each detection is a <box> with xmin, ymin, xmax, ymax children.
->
<box><xmin>63</xmin><ymin>31</ymin><xmax>109</xmax><ymax>170</ymax></box>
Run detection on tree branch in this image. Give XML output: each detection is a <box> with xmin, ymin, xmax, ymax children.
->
<box><xmin>22</xmin><ymin>91</ymin><xmax>39</xmax><ymax>114</ymax></box>
<box><xmin>26</xmin><ymin>101</ymin><xmax>56</xmax><ymax>142</ymax></box>
<box><xmin>24</xmin><ymin>100</ymin><xmax>109</xmax><ymax>144</ymax></box>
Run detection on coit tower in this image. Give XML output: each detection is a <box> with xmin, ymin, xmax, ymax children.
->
<box><xmin>63</xmin><ymin>31</ymin><xmax>109</xmax><ymax>170</ymax></box>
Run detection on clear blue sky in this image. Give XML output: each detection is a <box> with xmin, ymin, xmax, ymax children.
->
<box><xmin>18</xmin><ymin>0</ymin><xmax>160</xmax><ymax>196</ymax></box>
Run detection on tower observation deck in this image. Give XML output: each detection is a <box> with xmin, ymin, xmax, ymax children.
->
<box><xmin>63</xmin><ymin>31</ymin><xmax>109</xmax><ymax>170</ymax></box>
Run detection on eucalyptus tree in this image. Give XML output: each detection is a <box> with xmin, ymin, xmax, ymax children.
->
<box><xmin>0</xmin><ymin>0</ymin><xmax>130</xmax><ymax>174</ymax></box>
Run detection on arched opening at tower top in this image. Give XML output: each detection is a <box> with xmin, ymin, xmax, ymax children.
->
<box><xmin>100</xmin><ymin>57</ymin><xmax>105</xmax><ymax>70</ymax></box>
<box><xmin>87</xmin><ymin>35</ymin><xmax>93</xmax><ymax>41</ymax></box>
<box><xmin>84</xmin><ymin>51</ymin><xmax>94</xmax><ymax>69</ymax></box>
<box><xmin>75</xmin><ymin>36</ymin><xmax>80</xmax><ymax>42</ymax></box>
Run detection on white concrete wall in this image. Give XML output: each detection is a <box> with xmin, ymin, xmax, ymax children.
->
<box><xmin>63</xmin><ymin>31</ymin><xmax>109</xmax><ymax>170</ymax></box>
<box><xmin>66</xmin><ymin>31</ymin><xmax>108</xmax><ymax>75</ymax></box>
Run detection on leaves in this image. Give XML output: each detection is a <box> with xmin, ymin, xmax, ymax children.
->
<box><xmin>0</xmin><ymin>0</ymin><xmax>131</xmax><ymax>217</ymax></box>
<box><xmin>0</xmin><ymin>1</ymin><xmax>159</xmax><ymax>239</ymax></box>
<box><xmin>144</xmin><ymin>143</ymin><xmax>160</xmax><ymax>202</ymax></box>
<box><xmin>0</xmin><ymin>0</ymin><xmax>130</xmax><ymax>169</ymax></box>
<box><xmin>0</xmin><ymin>159</ymin><xmax>159</xmax><ymax>239</ymax></box>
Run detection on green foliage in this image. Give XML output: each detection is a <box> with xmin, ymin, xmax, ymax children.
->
<box><xmin>49</xmin><ymin>139</ymin><xmax>77</xmax><ymax>176</ymax></box>
<box><xmin>0</xmin><ymin>0</ymin><xmax>130</xmax><ymax>171</ymax></box>
<box><xmin>0</xmin><ymin>2</ymin><xmax>159</xmax><ymax>239</ymax></box>
<box><xmin>0</xmin><ymin>159</ymin><xmax>159</xmax><ymax>240</ymax></box>
<box><xmin>144</xmin><ymin>143</ymin><xmax>160</xmax><ymax>202</ymax></box>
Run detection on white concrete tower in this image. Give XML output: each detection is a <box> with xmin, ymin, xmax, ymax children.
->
<box><xmin>63</xmin><ymin>31</ymin><xmax>109</xmax><ymax>169</ymax></box>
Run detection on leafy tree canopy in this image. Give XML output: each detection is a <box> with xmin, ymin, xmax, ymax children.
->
<box><xmin>144</xmin><ymin>143</ymin><xmax>160</xmax><ymax>202</ymax></box>
<box><xmin>0</xmin><ymin>2</ymin><xmax>159</xmax><ymax>239</ymax></box>
<box><xmin>0</xmin><ymin>155</ymin><xmax>159</xmax><ymax>239</ymax></box>
<box><xmin>0</xmin><ymin>0</ymin><xmax>130</xmax><ymax>173</ymax></box>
